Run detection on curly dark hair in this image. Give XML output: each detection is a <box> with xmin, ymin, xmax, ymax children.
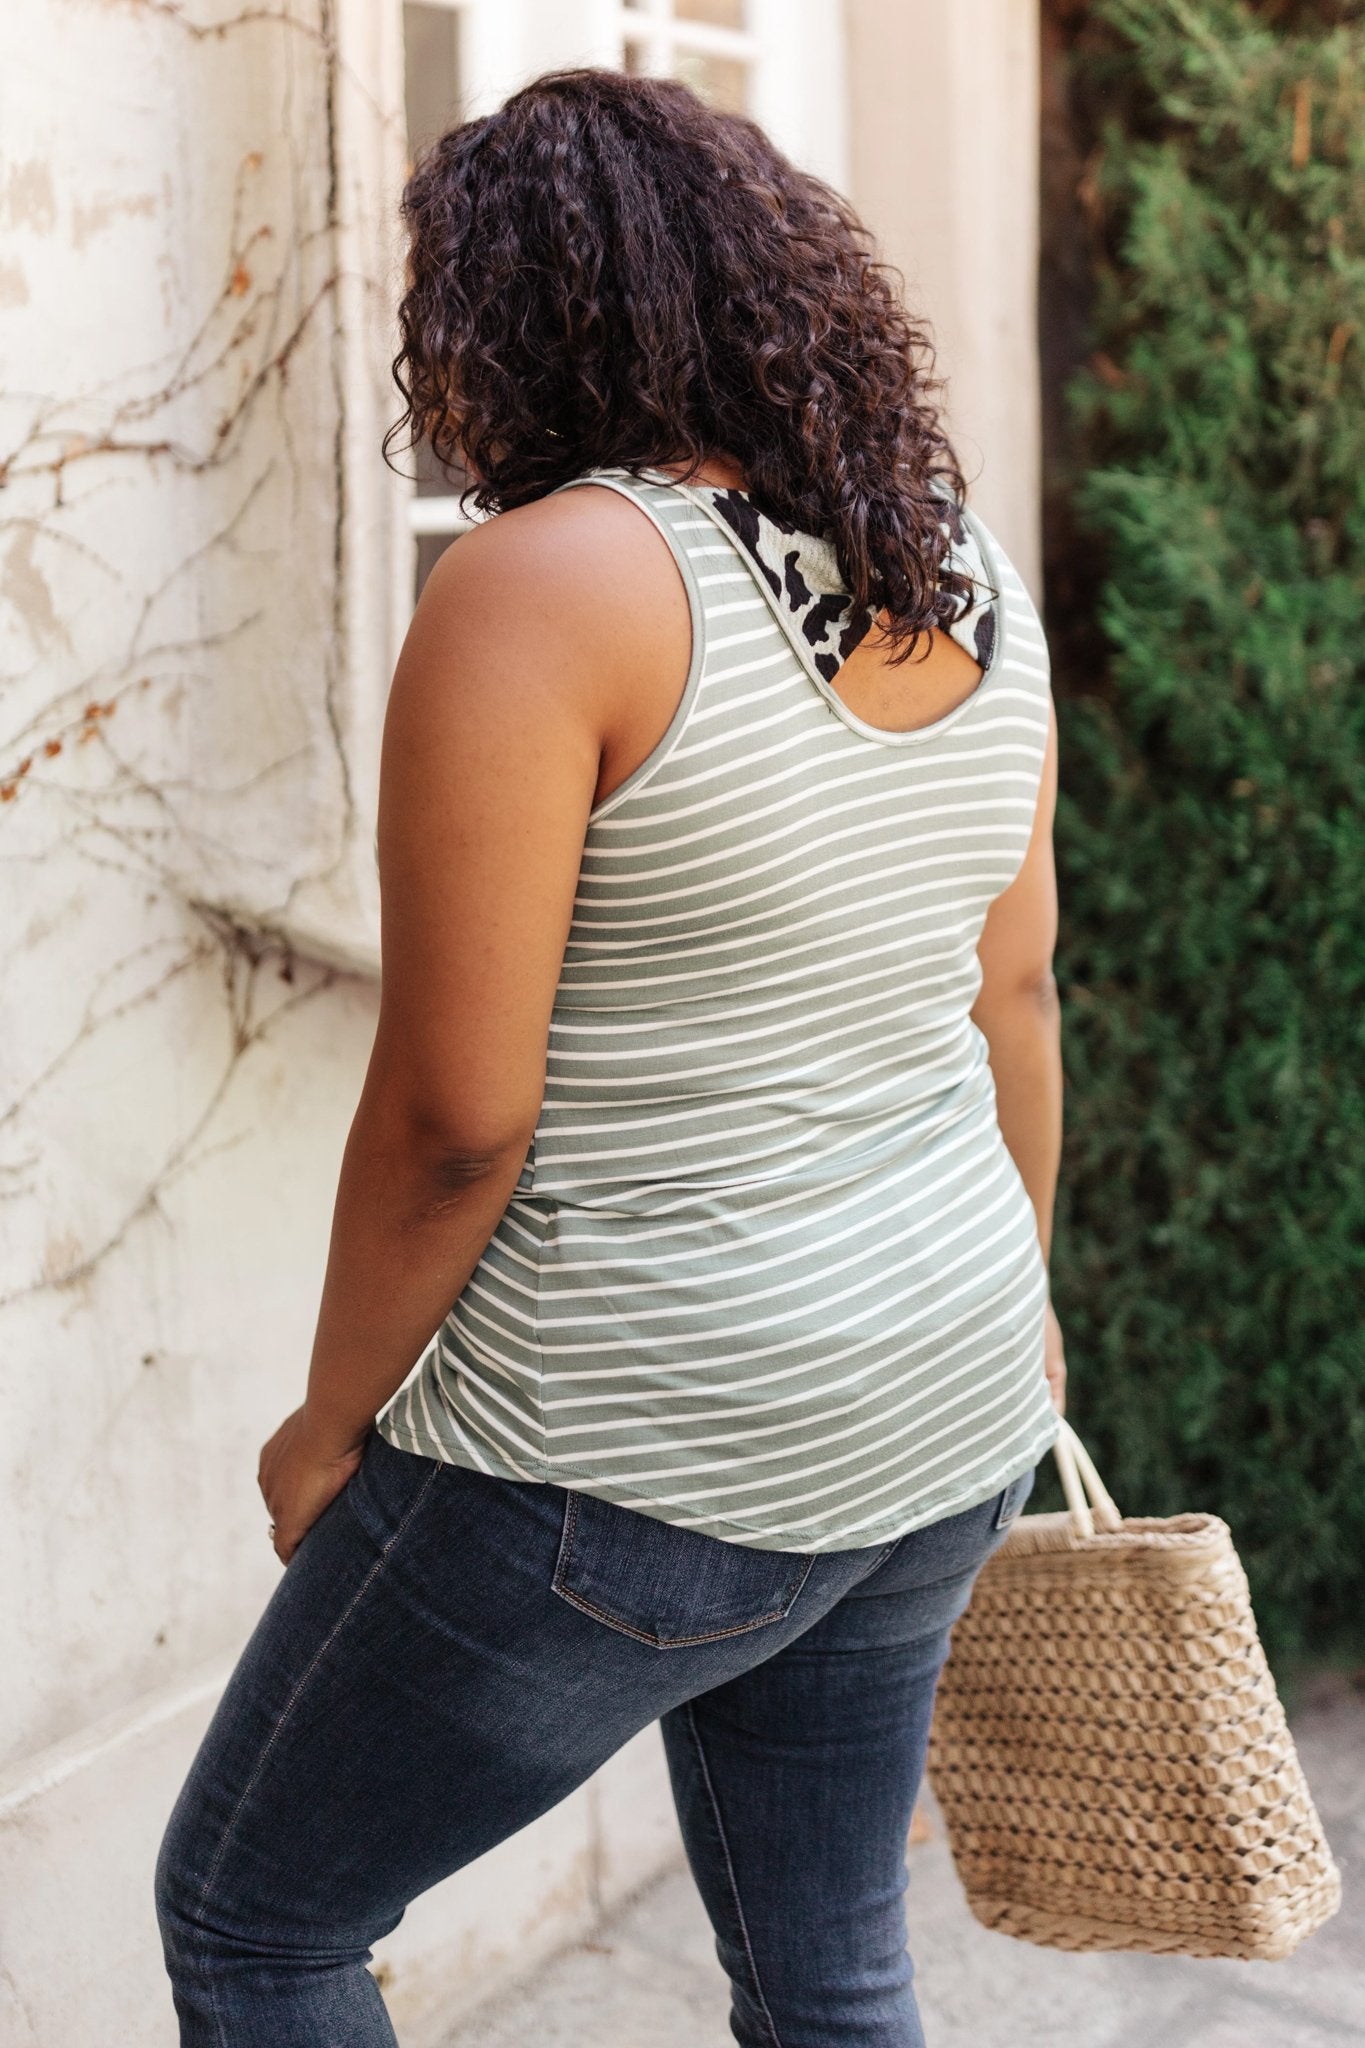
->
<box><xmin>388</xmin><ymin>67</ymin><xmax>973</xmax><ymax>659</ymax></box>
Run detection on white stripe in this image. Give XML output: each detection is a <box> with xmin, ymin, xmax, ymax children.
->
<box><xmin>704</xmin><ymin>624</ymin><xmax>786</xmax><ymax>655</ymax></box>
<box><xmin>700</xmin><ymin>597</ymin><xmax>772</xmax><ymax>618</ymax></box>
<box><xmin>564</xmin><ymin>857</ymin><xmax>1003</xmax><ymax>953</ymax></box>
<box><xmin>811</xmin><ymin>1412</ymin><xmax>1059</xmax><ymax>1544</ymax></box>
<box><xmin>578</xmin><ymin>793</ymin><xmax>1029</xmax><ymax>883</ymax></box>
<box><xmin>548</xmin><ymin>944</ymin><xmax>976</xmax><ymax>1047</ymax></box>
<box><xmin>538</xmin><ymin>1039</ymin><xmax>979</xmax><ymax>1185</ymax></box>
<box><xmin>562</xmin><ymin>1334</ymin><xmax>1035</xmax><ymax>1483</ymax></box>
<box><xmin>559</xmin><ymin>908</ymin><xmax>982</xmax><ymax>1003</ymax></box>
<box><xmin>663</xmin><ymin>696</ymin><xmax>1047</xmax><ymax>774</ymax></box>
<box><xmin>536</xmin><ymin>1156</ymin><xmax>1022</xmax><ymax>1331</ymax></box>
<box><xmin>443</xmin><ymin>1373</ymin><xmax>545</xmax><ymax>1475</ymax></box>
<box><xmin>528</xmin><ymin>1080</ymin><xmax>993</xmax><ymax>1259</ymax></box>
<box><xmin>688</xmin><ymin>644</ymin><xmax>795</xmax><ymax>689</ymax></box>
<box><xmin>624</xmin><ymin>1396</ymin><xmax>1058</xmax><ymax>1545</ymax></box>
<box><xmin>543</xmin><ymin>998</ymin><xmax>975</xmax><ymax>1112</ymax></box>
<box><xmin>511</xmin><ymin>1114</ymin><xmax>994</xmax><ymax>1286</ymax></box>
<box><xmin>535</xmin><ymin>1238</ymin><xmax>1044</xmax><ymax>1417</ymax></box>
<box><xmin>687</xmin><ymin>664</ymin><xmax>810</xmax><ymax>725</ymax></box>
<box><xmin>588</xmin><ymin>743</ymin><xmax>1040</xmax><ymax>835</ymax></box>
<box><xmin>606</xmin><ymin>1410</ymin><xmax>1059</xmax><ymax>1547</ymax></box>
<box><xmin>544</xmin><ymin>999</ymin><xmax>973</xmax><ymax>1091</ymax></box>
<box><xmin>444</xmin><ymin>1286</ymin><xmax>540</xmax><ymax>1351</ymax></box>
<box><xmin>544</xmin><ymin>995</ymin><xmax>961</xmax><ymax>1105</ymax></box>
<box><xmin>561</xmin><ymin>888</ymin><xmax>1014</xmax><ymax>990</ymax></box>
<box><xmin>540</xmin><ymin>1007</ymin><xmax>965</xmax><ymax>1105</ymax></box>
<box><xmin>533</xmin><ymin>1015</ymin><xmax>965</xmax><ymax>1145</ymax></box>
<box><xmin>587</xmin><ymin>1359</ymin><xmax>1046</xmax><ymax>1510</ymax></box>
<box><xmin>539</xmin><ymin>1205</ymin><xmax>1040</xmax><ymax>1368</ymax></box>
<box><xmin>568</xmin><ymin>835</ymin><xmax>1012</xmax><ymax>927</ymax></box>
<box><xmin>593</xmin><ymin>712</ymin><xmax>1055</xmax><ymax>839</ymax></box>
<box><xmin>547</xmin><ymin>1272</ymin><xmax>1038</xmax><ymax>1434</ymax></box>
<box><xmin>527</xmin><ymin>1097</ymin><xmax>991</xmax><ymax>1266</ymax></box>
<box><xmin>421</xmin><ymin>1366</ymin><xmax>499</xmax><ymax>1476</ymax></box>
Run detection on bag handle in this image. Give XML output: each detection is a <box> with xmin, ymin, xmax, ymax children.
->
<box><xmin>1053</xmin><ymin>1419</ymin><xmax>1123</xmax><ymax>1539</ymax></box>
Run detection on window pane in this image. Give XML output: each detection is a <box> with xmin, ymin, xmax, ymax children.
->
<box><xmin>623</xmin><ymin>38</ymin><xmax>656</xmax><ymax>78</ymax></box>
<box><xmin>675</xmin><ymin>49</ymin><xmax>749</xmax><ymax>114</ymax></box>
<box><xmin>413</xmin><ymin>435</ymin><xmax>465</xmax><ymax>500</ymax></box>
<box><xmin>676</xmin><ymin>0</ymin><xmax>746</xmax><ymax>26</ymax></box>
<box><xmin>403</xmin><ymin>4</ymin><xmax>468</xmax><ymax>600</ymax></box>
<box><xmin>403</xmin><ymin>3</ymin><xmax>463</xmax><ymax>162</ymax></box>
<box><xmin>411</xmin><ymin>441</ymin><xmax>473</xmax><ymax>599</ymax></box>
<box><xmin>415</xmin><ymin>530</ymin><xmax>459</xmax><ymax>593</ymax></box>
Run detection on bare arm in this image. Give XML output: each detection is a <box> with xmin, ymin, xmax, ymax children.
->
<box><xmin>970</xmin><ymin>701</ymin><xmax>1066</xmax><ymax>1408</ymax></box>
<box><xmin>259</xmin><ymin>490</ymin><xmax>682</xmax><ymax>1558</ymax></box>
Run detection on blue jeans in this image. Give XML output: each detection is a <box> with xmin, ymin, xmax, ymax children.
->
<box><xmin>156</xmin><ymin>1431</ymin><xmax>1034</xmax><ymax>2046</ymax></box>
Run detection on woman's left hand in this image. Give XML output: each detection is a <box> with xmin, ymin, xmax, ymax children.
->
<box><xmin>258</xmin><ymin>1407</ymin><xmax>368</xmax><ymax>1565</ymax></box>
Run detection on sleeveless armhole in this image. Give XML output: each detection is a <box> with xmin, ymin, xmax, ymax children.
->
<box><xmin>548</xmin><ymin>474</ymin><xmax>708</xmax><ymax>825</ymax></box>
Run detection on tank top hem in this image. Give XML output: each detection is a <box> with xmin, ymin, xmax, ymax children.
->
<box><xmin>375</xmin><ymin>1400</ymin><xmax>1059</xmax><ymax>1556</ymax></box>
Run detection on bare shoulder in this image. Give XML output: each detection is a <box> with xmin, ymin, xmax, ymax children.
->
<box><xmin>409</xmin><ymin>482</ymin><xmax>688</xmax><ymax>699</ymax></box>
<box><xmin>439</xmin><ymin>479</ymin><xmax>680</xmax><ymax>577</ymax></box>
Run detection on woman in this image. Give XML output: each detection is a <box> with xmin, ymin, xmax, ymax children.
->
<box><xmin>157</xmin><ymin>67</ymin><xmax>1064</xmax><ymax>2048</ymax></box>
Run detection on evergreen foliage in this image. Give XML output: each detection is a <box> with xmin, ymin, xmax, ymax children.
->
<box><xmin>1046</xmin><ymin>0</ymin><xmax>1365</xmax><ymax>1666</ymax></box>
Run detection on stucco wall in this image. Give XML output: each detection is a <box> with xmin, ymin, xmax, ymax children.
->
<box><xmin>2</xmin><ymin>0</ymin><xmax>378</xmax><ymax>1766</ymax></box>
<box><xmin>845</xmin><ymin>0</ymin><xmax>1042</xmax><ymax>597</ymax></box>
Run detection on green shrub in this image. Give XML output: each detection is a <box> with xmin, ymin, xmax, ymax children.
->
<box><xmin>1045</xmin><ymin>0</ymin><xmax>1365</xmax><ymax>1668</ymax></box>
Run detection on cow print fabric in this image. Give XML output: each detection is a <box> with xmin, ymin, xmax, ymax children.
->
<box><xmin>702</xmin><ymin>485</ymin><xmax>998</xmax><ymax>685</ymax></box>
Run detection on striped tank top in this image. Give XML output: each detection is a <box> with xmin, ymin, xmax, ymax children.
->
<box><xmin>379</xmin><ymin>466</ymin><xmax>1060</xmax><ymax>1551</ymax></box>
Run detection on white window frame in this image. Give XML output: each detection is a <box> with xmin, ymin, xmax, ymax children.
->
<box><xmin>617</xmin><ymin>1</ymin><xmax>761</xmax><ymax>80</ymax></box>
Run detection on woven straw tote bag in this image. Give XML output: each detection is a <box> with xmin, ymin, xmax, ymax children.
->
<box><xmin>927</xmin><ymin>1421</ymin><xmax>1341</xmax><ymax>1960</ymax></box>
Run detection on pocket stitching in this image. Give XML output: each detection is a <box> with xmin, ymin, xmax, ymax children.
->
<box><xmin>551</xmin><ymin>1491</ymin><xmax>816</xmax><ymax>1649</ymax></box>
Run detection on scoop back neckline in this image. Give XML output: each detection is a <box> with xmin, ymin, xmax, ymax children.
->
<box><xmin>635</xmin><ymin>467</ymin><xmax>1008</xmax><ymax>750</ymax></box>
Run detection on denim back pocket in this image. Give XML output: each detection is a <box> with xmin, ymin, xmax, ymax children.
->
<box><xmin>991</xmin><ymin>1464</ymin><xmax>1038</xmax><ymax>1533</ymax></box>
<box><xmin>552</xmin><ymin>1490</ymin><xmax>815</xmax><ymax>1648</ymax></box>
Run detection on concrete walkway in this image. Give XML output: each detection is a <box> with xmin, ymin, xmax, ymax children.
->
<box><xmin>448</xmin><ymin>1683</ymin><xmax>1362</xmax><ymax>2048</ymax></box>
